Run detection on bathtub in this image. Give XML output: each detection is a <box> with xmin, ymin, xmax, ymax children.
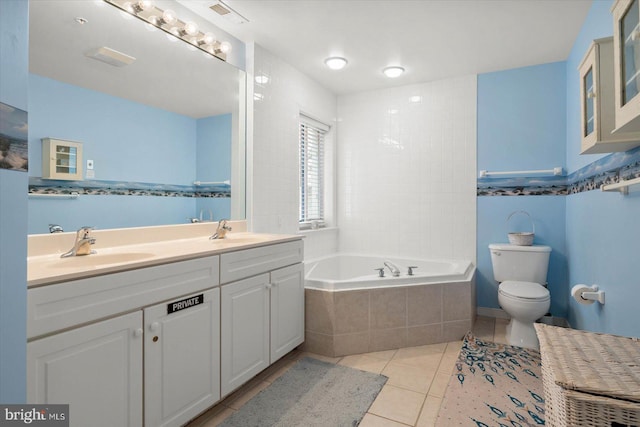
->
<box><xmin>305</xmin><ymin>254</ymin><xmax>474</xmax><ymax>291</ymax></box>
<box><xmin>303</xmin><ymin>253</ymin><xmax>476</xmax><ymax>357</ymax></box>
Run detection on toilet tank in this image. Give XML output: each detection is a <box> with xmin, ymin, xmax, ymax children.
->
<box><xmin>489</xmin><ymin>244</ymin><xmax>551</xmax><ymax>284</ymax></box>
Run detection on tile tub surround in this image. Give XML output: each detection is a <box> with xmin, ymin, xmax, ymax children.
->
<box><xmin>304</xmin><ymin>276</ymin><xmax>476</xmax><ymax>357</ymax></box>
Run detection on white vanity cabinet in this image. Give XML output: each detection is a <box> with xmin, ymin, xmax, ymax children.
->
<box><xmin>220</xmin><ymin>240</ymin><xmax>304</xmax><ymax>397</ymax></box>
<box><xmin>613</xmin><ymin>0</ymin><xmax>640</xmax><ymax>133</ymax></box>
<box><xmin>27</xmin><ymin>235</ymin><xmax>305</xmax><ymax>426</ymax></box>
<box><xmin>27</xmin><ymin>256</ymin><xmax>219</xmax><ymax>427</ymax></box>
<box><xmin>220</xmin><ymin>273</ymin><xmax>271</xmax><ymax>396</ymax></box>
<box><xmin>144</xmin><ymin>288</ymin><xmax>220</xmax><ymax>427</ymax></box>
<box><xmin>270</xmin><ymin>263</ymin><xmax>305</xmax><ymax>362</ymax></box>
<box><xmin>27</xmin><ymin>311</ymin><xmax>143</xmax><ymax>427</ymax></box>
<box><xmin>579</xmin><ymin>37</ymin><xmax>640</xmax><ymax>153</ymax></box>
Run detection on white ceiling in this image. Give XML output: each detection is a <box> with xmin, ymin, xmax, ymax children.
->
<box><xmin>29</xmin><ymin>0</ymin><xmax>243</xmax><ymax>118</ymax></box>
<box><xmin>184</xmin><ymin>0</ymin><xmax>594</xmax><ymax>95</ymax></box>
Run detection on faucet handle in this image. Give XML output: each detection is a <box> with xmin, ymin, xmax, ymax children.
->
<box><xmin>407</xmin><ymin>266</ymin><xmax>418</xmax><ymax>276</ymax></box>
<box><xmin>48</xmin><ymin>224</ymin><xmax>64</xmax><ymax>233</ymax></box>
<box><xmin>374</xmin><ymin>268</ymin><xmax>385</xmax><ymax>278</ymax></box>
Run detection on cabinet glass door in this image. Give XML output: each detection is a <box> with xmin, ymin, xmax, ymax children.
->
<box><xmin>55</xmin><ymin>144</ymin><xmax>78</xmax><ymax>174</ymax></box>
<box><xmin>584</xmin><ymin>67</ymin><xmax>595</xmax><ymax>137</ymax></box>
<box><xmin>622</xmin><ymin>0</ymin><xmax>640</xmax><ymax>105</ymax></box>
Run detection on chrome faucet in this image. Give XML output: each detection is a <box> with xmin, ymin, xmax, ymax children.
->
<box><xmin>210</xmin><ymin>219</ymin><xmax>232</xmax><ymax>240</ymax></box>
<box><xmin>384</xmin><ymin>260</ymin><xmax>401</xmax><ymax>277</ymax></box>
<box><xmin>61</xmin><ymin>226</ymin><xmax>96</xmax><ymax>258</ymax></box>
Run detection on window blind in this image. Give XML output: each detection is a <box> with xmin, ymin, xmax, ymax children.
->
<box><xmin>299</xmin><ymin>115</ymin><xmax>327</xmax><ymax>225</ymax></box>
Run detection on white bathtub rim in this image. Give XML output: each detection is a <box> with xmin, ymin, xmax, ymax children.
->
<box><xmin>304</xmin><ymin>252</ymin><xmax>475</xmax><ymax>292</ymax></box>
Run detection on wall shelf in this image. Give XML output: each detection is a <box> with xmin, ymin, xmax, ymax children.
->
<box><xmin>28</xmin><ymin>192</ymin><xmax>80</xmax><ymax>200</ymax></box>
<box><xmin>600</xmin><ymin>177</ymin><xmax>640</xmax><ymax>195</ymax></box>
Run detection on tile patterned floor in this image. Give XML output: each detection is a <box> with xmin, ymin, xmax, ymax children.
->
<box><xmin>187</xmin><ymin>316</ymin><xmax>509</xmax><ymax>427</ymax></box>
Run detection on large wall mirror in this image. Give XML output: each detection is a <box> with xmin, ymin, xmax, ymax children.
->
<box><xmin>27</xmin><ymin>0</ymin><xmax>246</xmax><ymax>234</ymax></box>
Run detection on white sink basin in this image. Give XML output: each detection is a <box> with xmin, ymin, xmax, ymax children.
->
<box><xmin>51</xmin><ymin>252</ymin><xmax>156</xmax><ymax>268</ymax></box>
<box><xmin>210</xmin><ymin>236</ymin><xmax>271</xmax><ymax>245</ymax></box>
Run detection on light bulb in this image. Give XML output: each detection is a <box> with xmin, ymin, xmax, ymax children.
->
<box><xmin>383</xmin><ymin>66</ymin><xmax>404</xmax><ymax>78</ymax></box>
<box><xmin>183</xmin><ymin>21</ymin><xmax>198</xmax><ymax>36</ymax></box>
<box><xmin>200</xmin><ymin>32</ymin><xmax>216</xmax><ymax>46</ymax></box>
<box><xmin>220</xmin><ymin>41</ymin><xmax>232</xmax><ymax>53</ymax></box>
<box><xmin>324</xmin><ymin>57</ymin><xmax>347</xmax><ymax>70</ymax></box>
<box><xmin>161</xmin><ymin>9</ymin><xmax>177</xmax><ymax>25</ymax></box>
<box><xmin>132</xmin><ymin>0</ymin><xmax>152</xmax><ymax>12</ymax></box>
<box><xmin>122</xmin><ymin>2</ymin><xmax>134</xmax><ymax>13</ymax></box>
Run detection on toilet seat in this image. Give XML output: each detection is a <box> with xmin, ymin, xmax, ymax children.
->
<box><xmin>499</xmin><ymin>280</ymin><xmax>550</xmax><ymax>301</ymax></box>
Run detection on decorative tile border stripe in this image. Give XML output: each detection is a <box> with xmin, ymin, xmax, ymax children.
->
<box><xmin>28</xmin><ymin>178</ymin><xmax>231</xmax><ymax>198</ymax></box>
<box><xmin>478</xmin><ymin>146</ymin><xmax>640</xmax><ymax>196</ymax></box>
<box><xmin>477</xmin><ymin>176</ymin><xmax>567</xmax><ymax>196</ymax></box>
<box><xmin>566</xmin><ymin>146</ymin><xmax>640</xmax><ymax>194</ymax></box>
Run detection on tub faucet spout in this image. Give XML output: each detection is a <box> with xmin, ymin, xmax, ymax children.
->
<box><xmin>384</xmin><ymin>260</ymin><xmax>401</xmax><ymax>277</ymax></box>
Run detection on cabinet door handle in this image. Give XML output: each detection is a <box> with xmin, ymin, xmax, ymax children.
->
<box><xmin>149</xmin><ymin>322</ymin><xmax>160</xmax><ymax>332</ymax></box>
<box><xmin>133</xmin><ymin>328</ymin><xmax>143</xmax><ymax>338</ymax></box>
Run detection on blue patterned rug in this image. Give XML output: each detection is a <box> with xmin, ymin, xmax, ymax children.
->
<box><xmin>436</xmin><ymin>332</ymin><xmax>545</xmax><ymax>426</ymax></box>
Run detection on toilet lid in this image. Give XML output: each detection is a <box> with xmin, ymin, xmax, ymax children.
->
<box><xmin>499</xmin><ymin>281</ymin><xmax>550</xmax><ymax>300</ymax></box>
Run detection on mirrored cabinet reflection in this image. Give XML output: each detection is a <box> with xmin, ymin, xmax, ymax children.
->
<box><xmin>41</xmin><ymin>138</ymin><xmax>83</xmax><ymax>181</ymax></box>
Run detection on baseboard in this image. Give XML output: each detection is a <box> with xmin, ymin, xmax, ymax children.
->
<box><xmin>476</xmin><ymin>307</ymin><xmax>510</xmax><ymax>319</ymax></box>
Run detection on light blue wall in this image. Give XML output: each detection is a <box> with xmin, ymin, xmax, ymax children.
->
<box><xmin>29</xmin><ymin>74</ymin><xmax>197</xmax><ymax>184</ymax></box>
<box><xmin>195</xmin><ymin>114</ymin><xmax>232</xmax><ymax>220</ymax></box>
<box><xmin>477</xmin><ymin>62</ymin><xmax>568</xmax><ymax>317</ymax></box>
<box><xmin>0</xmin><ymin>0</ymin><xmax>28</xmax><ymax>403</ymax></box>
<box><xmin>27</xmin><ymin>75</ymin><xmax>233</xmax><ymax>233</ymax></box>
<box><xmin>565</xmin><ymin>1</ymin><xmax>640</xmax><ymax>336</ymax></box>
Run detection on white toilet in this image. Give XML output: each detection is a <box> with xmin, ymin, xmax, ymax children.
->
<box><xmin>489</xmin><ymin>243</ymin><xmax>552</xmax><ymax>349</ymax></box>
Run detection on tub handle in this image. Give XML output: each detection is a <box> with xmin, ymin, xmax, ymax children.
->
<box><xmin>374</xmin><ymin>268</ymin><xmax>385</xmax><ymax>278</ymax></box>
<box><xmin>407</xmin><ymin>266</ymin><xmax>418</xmax><ymax>276</ymax></box>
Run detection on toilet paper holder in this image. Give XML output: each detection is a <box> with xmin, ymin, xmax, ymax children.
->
<box><xmin>573</xmin><ymin>284</ymin><xmax>606</xmax><ymax>305</ymax></box>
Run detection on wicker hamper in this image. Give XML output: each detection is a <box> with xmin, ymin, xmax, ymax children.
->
<box><xmin>535</xmin><ymin>323</ymin><xmax>640</xmax><ymax>427</ymax></box>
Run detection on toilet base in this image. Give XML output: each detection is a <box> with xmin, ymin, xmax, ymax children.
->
<box><xmin>505</xmin><ymin>318</ymin><xmax>540</xmax><ymax>350</ymax></box>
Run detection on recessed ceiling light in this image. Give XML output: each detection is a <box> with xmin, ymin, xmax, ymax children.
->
<box><xmin>383</xmin><ymin>66</ymin><xmax>405</xmax><ymax>78</ymax></box>
<box><xmin>324</xmin><ymin>57</ymin><xmax>348</xmax><ymax>70</ymax></box>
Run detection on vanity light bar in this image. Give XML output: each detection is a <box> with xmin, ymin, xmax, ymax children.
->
<box><xmin>103</xmin><ymin>0</ymin><xmax>230</xmax><ymax>61</ymax></box>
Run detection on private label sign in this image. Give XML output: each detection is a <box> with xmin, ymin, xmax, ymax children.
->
<box><xmin>167</xmin><ymin>294</ymin><xmax>204</xmax><ymax>314</ymax></box>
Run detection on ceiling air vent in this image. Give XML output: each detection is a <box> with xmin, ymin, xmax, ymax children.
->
<box><xmin>85</xmin><ymin>47</ymin><xmax>135</xmax><ymax>67</ymax></box>
<box><xmin>209</xmin><ymin>1</ymin><xmax>248</xmax><ymax>24</ymax></box>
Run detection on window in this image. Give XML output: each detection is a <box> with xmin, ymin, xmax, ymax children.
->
<box><xmin>299</xmin><ymin>115</ymin><xmax>329</xmax><ymax>228</ymax></box>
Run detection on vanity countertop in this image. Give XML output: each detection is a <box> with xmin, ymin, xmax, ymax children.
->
<box><xmin>28</xmin><ymin>224</ymin><xmax>302</xmax><ymax>287</ymax></box>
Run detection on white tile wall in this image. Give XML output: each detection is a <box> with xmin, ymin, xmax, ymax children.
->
<box><xmin>250</xmin><ymin>44</ymin><xmax>476</xmax><ymax>262</ymax></box>
<box><xmin>337</xmin><ymin>76</ymin><xmax>477</xmax><ymax>262</ymax></box>
<box><xmin>250</xmin><ymin>45</ymin><xmax>338</xmax><ymax>259</ymax></box>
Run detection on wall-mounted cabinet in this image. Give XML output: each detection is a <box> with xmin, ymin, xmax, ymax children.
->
<box><xmin>41</xmin><ymin>138</ymin><xmax>83</xmax><ymax>180</ymax></box>
<box><xmin>579</xmin><ymin>37</ymin><xmax>640</xmax><ymax>154</ymax></box>
<box><xmin>612</xmin><ymin>0</ymin><xmax>640</xmax><ymax>134</ymax></box>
